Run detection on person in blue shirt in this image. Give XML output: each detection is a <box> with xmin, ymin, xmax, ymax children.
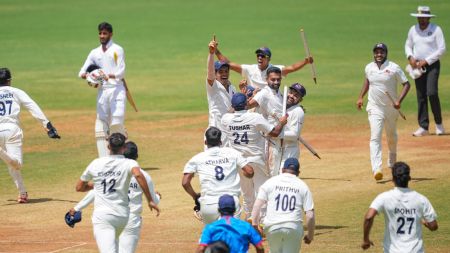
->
<box><xmin>197</xmin><ymin>194</ymin><xmax>265</xmax><ymax>253</ymax></box>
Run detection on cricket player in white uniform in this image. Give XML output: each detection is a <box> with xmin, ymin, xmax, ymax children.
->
<box><xmin>252</xmin><ymin>158</ymin><xmax>315</xmax><ymax>253</ymax></box>
<box><xmin>362</xmin><ymin>161</ymin><xmax>438</xmax><ymax>253</ymax></box>
<box><xmin>215</xmin><ymin>45</ymin><xmax>313</xmax><ymax>90</ymax></box>
<box><xmin>182</xmin><ymin>127</ymin><xmax>254</xmax><ymax>224</ymax></box>
<box><xmin>357</xmin><ymin>43</ymin><xmax>410</xmax><ymax>181</ymax></box>
<box><xmin>248</xmin><ymin>66</ymin><xmax>285</xmax><ymax>176</ymax></box>
<box><xmin>76</xmin><ymin>133</ymin><xmax>160</xmax><ymax>253</ymax></box>
<box><xmin>279</xmin><ymin>83</ymin><xmax>306</xmax><ymax>174</ymax></box>
<box><xmin>221</xmin><ymin>93</ymin><xmax>287</xmax><ymax>220</ymax></box>
<box><xmin>70</xmin><ymin>141</ymin><xmax>160</xmax><ymax>253</ymax></box>
<box><xmin>0</xmin><ymin>68</ymin><xmax>60</xmax><ymax>203</ymax></box>
<box><xmin>206</xmin><ymin>40</ymin><xmax>236</xmax><ymax>140</ymax></box>
<box><xmin>79</xmin><ymin>22</ymin><xmax>127</xmax><ymax>157</ymax></box>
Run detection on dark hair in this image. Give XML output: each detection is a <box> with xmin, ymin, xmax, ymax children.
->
<box><xmin>0</xmin><ymin>68</ymin><xmax>12</xmax><ymax>85</ymax></box>
<box><xmin>266</xmin><ymin>66</ymin><xmax>281</xmax><ymax>76</ymax></box>
<box><xmin>86</xmin><ymin>64</ymin><xmax>101</xmax><ymax>73</ymax></box>
<box><xmin>108</xmin><ymin>133</ymin><xmax>126</xmax><ymax>154</ymax></box>
<box><xmin>98</xmin><ymin>22</ymin><xmax>113</xmax><ymax>33</ymax></box>
<box><xmin>205</xmin><ymin>127</ymin><xmax>221</xmax><ymax>147</ymax></box>
<box><xmin>218</xmin><ymin>206</ymin><xmax>236</xmax><ymax>216</ymax></box>
<box><xmin>392</xmin><ymin>161</ymin><xmax>411</xmax><ymax>188</ymax></box>
<box><xmin>205</xmin><ymin>241</ymin><xmax>230</xmax><ymax>253</ymax></box>
<box><xmin>124</xmin><ymin>141</ymin><xmax>138</xmax><ymax>160</ymax></box>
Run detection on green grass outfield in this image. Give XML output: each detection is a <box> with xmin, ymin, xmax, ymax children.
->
<box><xmin>0</xmin><ymin>0</ymin><xmax>449</xmax><ymax>252</ymax></box>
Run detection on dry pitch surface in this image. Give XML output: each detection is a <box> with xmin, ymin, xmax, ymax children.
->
<box><xmin>0</xmin><ymin>110</ymin><xmax>449</xmax><ymax>253</ymax></box>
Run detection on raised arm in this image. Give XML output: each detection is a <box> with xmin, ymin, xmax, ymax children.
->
<box><xmin>282</xmin><ymin>56</ymin><xmax>313</xmax><ymax>76</ymax></box>
<box><xmin>207</xmin><ymin>40</ymin><xmax>217</xmax><ymax>86</ymax></box>
<box><xmin>215</xmin><ymin>47</ymin><xmax>242</xmax><ymax>74</ymax></box>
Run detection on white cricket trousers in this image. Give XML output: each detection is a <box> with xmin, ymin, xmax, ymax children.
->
<box><xmin>200</xmin><ymin>195</ymin><xmax>241</xmax><ymax>224</ymax></box>
<box><xmin>367</xmin><ymin>106</ymin><xmax>398</xmax><ymax>173</ymax></box>
<box><xmin>0</xmin><ymin>123</ymin><xmax>26</xmax><ymax>194</ymax></box>
<box><xmin>119</xmin><ymin>213</ymin><xmax>142</xmax><ymax>253</ymax></box>
<box><xmin>92</xmin><ymin>212</ymin><xmax>128</xmax><ymax>253</ymax></box>
<box><xmin>267</xmin><ymin>138</ymin><xmax>282</xmax><ymax>177</ymax></box>
<box><xmin>95</xmin><ymin>85</ymin><xmax>127</xmax><ymax>157</ymax></box>
<box><xmin>240</xmin><ymin>162</ymin><xmax>269</xmax><ymax>220</ymax></box>
<box><xmin>266</xmin><ymin>227</ymin><xmax>303</xmax><ymax>253</ymax></box>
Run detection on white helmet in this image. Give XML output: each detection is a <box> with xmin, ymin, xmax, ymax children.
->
<box><xmin>86</xmin><ymin>69</ymin><xmax>107</xmax><ymax>88</ymax></box>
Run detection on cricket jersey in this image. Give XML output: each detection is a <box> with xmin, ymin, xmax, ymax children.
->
<box><xmin>206</xmin><ymin>79</ymin><xmax>236</xmax><ymax>129</ymax></box>
<box><xmin>241</xmin><ymin>64</ymin><xmax>285</xmax><ymax>90</ymax></box>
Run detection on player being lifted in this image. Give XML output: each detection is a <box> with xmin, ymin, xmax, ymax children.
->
<box><xmin>221</xmin><ymin>93</ymin><xmax>287</xmax><ymax>221</ymax></box>
<box><xmin>78</xmin><ymin>22</ymin><xmax>127</xmax><ymax>157</ymax></box>
<box><xmin>182</xmin><ymin>127</ymin><xmax>254</xmax><ymax>224</ymax></box>
<box><xmin>0</xmin><ymin>67</ymin><xmax>60</xmax><ymax>203</ymax></box>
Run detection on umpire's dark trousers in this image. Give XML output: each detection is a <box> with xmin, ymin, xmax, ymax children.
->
<box><xmin>415</xmin><ymin>61</ymin><xmax>443</xmax><ymax>130</ymax></box>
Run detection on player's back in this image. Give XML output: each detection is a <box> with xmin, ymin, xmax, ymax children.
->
<box><xmin>83</xmin><ymin>155</ymin><xmax>138</xmax><ymax>217</ymax></box>
<box><xmin>222</xmin><ymin>111</ymin><xmax>272</xmax><ymax>163</ymax></box>
<box><xmin>377</xmin><ymin>188</ymin><xmax>436</xmax><ymax>253</ymax></box>
<box><xmin>185</xmin><ymin>147</ymin><xmax>245</xmax><ymax>198</ymax></box>
<box><xmin>0</xmin><ymin>86</ymin><xmax>27</xmax><ymax>124</ymax></box>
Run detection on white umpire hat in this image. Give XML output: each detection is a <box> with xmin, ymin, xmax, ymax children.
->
<box><xmin>410</xmin><ymin>6</ymin><xmax>435</xmax><ymax>18</ymax></box>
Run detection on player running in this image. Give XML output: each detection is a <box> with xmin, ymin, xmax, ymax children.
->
<box><xmin>75</xmin><ymin>133</ymin><xmax>160</xmax><ymax>253</ymax></box>
<box><xmin>182</xmin><ymin>127</ymin><xmax>254</xmax><ymax>224</ymax></box>
<box><xmin>68</xmin><ymin>141</ymin><xmax>160</xmax><ymax>253</ymax></box>
<box><xmin>0</xmin><ymin>67</ymin><xmax>60</xmax><ymax>203</ymax></box>
<box><xmin>78</xmin><ymin>22</ymin><xmax>127</xmax><ymax>157</ymax></box>
<box><xmin>215</xmin><ymin>44</ymin><xmax>313</xmax><ymax>90</ymax></box>
<box><xmin>252</xmin><ymin>158</ymin><xmax>315</xmax><ymax>253</ymax></box>
<box><xmin>221</xmin><ymin>93</ymin><xmax>287</xmax><ymax>220</ymax></box>
<box><xmin>362</xmin><ymin>161</ymin><xmax>438</xmax><ymax>252</ymax></box>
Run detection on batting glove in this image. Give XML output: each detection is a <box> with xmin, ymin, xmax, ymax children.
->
<box><xmin>47</xmin><ymin>122</ymin><xmax>61</xmax><ymax>139</ymax></box>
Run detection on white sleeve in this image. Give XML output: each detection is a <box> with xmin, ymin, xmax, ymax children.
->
<box><xmin>255</xmin><ymin>114</ymin><xmax>274</xmax><ymax>134</ymax></box>
<box><xmin>405</xmin><ymin>27</ymin><xmax>415</xmax><ymax>59</ymax></box>
<box><xmin>79</xmin><ymin>50</ymin><xmax>95</xmax><ymax>77</ymax></box>
<box><xmin>241</xmin><ymin>64</ymin><xmax>251</xmax><ymax>79</ymax></box>
<box><xmin>284</xmin><ymin>108</ymin><xmax>304</xmax><ymax>141</ymax></box>
<box><xmin>425</xmin><ymin>26</ymin><xmax>446</xmax><ymax>65</ymax></box>
<box><xmin>395</xmin><ymin>65</ymin><xmax>409</xmax><ymax>84</ymax></box>
<box><xmin>80</xmin><ymin>161</ymin><xmax>95</xmax><ymax>182</ymax></box>
<box><xmin>256</xmin><ymin>180</ymin><xmax>270</xmax><ymax>201</ymax></box>
<box><xmin>142</xmin><ymin>170</ymin><xmax>160</xmax><ymax>205</ymax></box>
<box><xmin>235</xmin><ymin>151</ymin><xmax>249</xmax><ymax>169</ymax></box>
<box><xmin>252</xmin><ymin>88</ymin><xmax>266</xmax><ymax>107</ymax></box>
<box><xmin>183</xmin><ymin>157</ymin><xmax>198</xmax><ymax>174</ymax></box>
<box><xmin>113</xmin><ymin>47</ymin><xmax>126</xmax><ymax>80</ymax></box>
<box><xmin>369</xmin><ymin>193</ymin><xmax>385</xmax><ymax>213</ymax></box>
<box><xmin>302</xmin><ymin>186</ymin><xmax>314</xmax><ymax>212</ymax></box>
<box><xmin>74</xmin><ymin>190</ymin><xmax>95</xmax><ymax>211</ymax></box>
<box><xmin>421</xmin><ymin>196</ymin><xmax>437</xmax><ymax>223</ymax></box>
<box><xmin>16</xmin><ymin>89</ymin><xmax>49</xmax><ymax>128</ymax></box>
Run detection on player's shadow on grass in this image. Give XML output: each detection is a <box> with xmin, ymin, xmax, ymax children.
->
<box><xmin>310</xmin><ymin>224</ymin><xmax>348</xmax><ymax>236</ymax></box>
<box><xmin>141</xmin><ymin>167</ymin><xmax>160</xmax><ymax>171</ymax></box>
<box><xmin>302</xmin><ymin>177</ymin><xmax>351</xmax><ymax>182</ymax></box>
<box><xmin>377</xmin><ymin>177</ymin><xmax>435</xmax><ymax>184</ymax></box>
<box><xmin>4</xmin><ymin>198</ymin><xmax>78</xmax><ymax>205</ymax></box>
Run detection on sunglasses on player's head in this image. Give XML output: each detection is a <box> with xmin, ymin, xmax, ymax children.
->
<box><xmin>257</xmin><ymin>54</ymin><xmax>268</xmax><ymax>58</ymax></box>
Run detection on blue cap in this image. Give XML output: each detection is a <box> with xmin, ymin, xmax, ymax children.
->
<box><xmin>218</xmin><ymin>194</ymin><xmax>235</xmax><ymax>211</ymax></box>
<box><xmin>214</xmin><ymin>61</ymin><xmax>230</xmax><ymax>71</ymax></box>
<box><xmin>283</xmin><ymin>158</ymin><xmax>300</xmax><ymax>172</ymax></box>
<box><xmin>246</xmin><ymin>85</ymin><xmax>255</xmax><ymax>98</ymax></box>
<box><xmin>255</xmin><ymin>47</ymin><xmax>272</xmax><ymax>57</ymax></box>
<box><xmin>231</xmin><ymin>93</ymin><xmax>247</xmax><ymax>109</ymax></box>
<box><xmin>65</xmin><ymin>211</ymin><xmax>82</xmax><ymax>228</ymax></box>
<box><xmin>289</xmin><ymin>83</ymin><xmax>306</xmax><ymax>97</ymax></box>
<box><xmin>373</xmin><ymin>43</ymin><xmax>388</xmax><ymax>53</ymax></box>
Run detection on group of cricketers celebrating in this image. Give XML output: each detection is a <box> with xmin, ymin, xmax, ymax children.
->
<box><xmin>0</xmin><ymin>4</ymin><xmax>445</xmax><ymax>253</ymax></box>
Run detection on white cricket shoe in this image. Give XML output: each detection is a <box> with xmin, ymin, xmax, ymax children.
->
<box><xmin>436</xmin><ymin>124</ymin><xmax>445</xmax><ymax>135</ymax></box>
<box><xmin>412</xmin><ymin>127</ymin><xmax>429</xmax><ymax>137</ymax></box>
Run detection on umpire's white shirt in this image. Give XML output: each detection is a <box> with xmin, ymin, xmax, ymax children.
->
<box><xmin>221</xmin><ymin>110</ymin><xmax>274</xmax><ymax>166</ymax></box>
<box><xmin>365</xmin><ymin>60</ymin><xmax>408</xmax><ymax>110</ymax></box>
<box><xmin>370</xmin><ymin>187</ymin><xmax>437</xmax><ymax>253</ymax></box>
<box><xmin>79</xmin><ymin>40</ymin><xmax>125</xmax><ymax>86</ymax></box>
<box><xmin>253</xmin><ymin>86</ymin><xmax>283</xmax><ymax>130</ymax></box>
<box><xmin>80</xmin><ymin>155</ymin><xmax>138</xmax><ymax>217</ymax></box>
<box><xmin>405</xmin><ymin>23</ymin><xmax>446</xmax><ymax>65</ymax></box>
<box><xmin>206</xmin><ymin>80</ymin><xmax>236</xmax><ymax>129</ymax></box>
<box><xmin>241</xmin><ymin>64</ymin><xmax>285</xmax><ymax>90</ymax></box>
<box><xmin>183</xmin><ymin>146</ymin><xmax>247</xmax><ymax>203</ymax></box>
<box><xmin>257</xmin><ymin>173</ymin><xmax>314</xmax><ymax>232</ymax></box>
<box><xmin>0</xmin><ymin>86</ymin><xmax>49</xmax><ymax>127</ymax></box>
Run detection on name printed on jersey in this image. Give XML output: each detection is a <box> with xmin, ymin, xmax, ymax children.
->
<box><xmin>229</xmin><ymin>125</ymin><xmax>251</xmax><ymax>131</ymax></box>
<box><xmin>275</xmin><ymin>185</ymin><xmax>301</xmax><ymax>194</ymax></box>
<box><xmin>129</xmin><ymin>182</ymin><xmax>138</xmax><ymax>189</ymax></box>
<box><xmin>98</xmin><ymin>170</ymin><xmax>122</xmax><ymax>177</ymax></box>
<box><xmin>205</xmin><ymin>158</ymin><xmax>230</xmax><ymax>165</ymax></box>
<box><xmin>395</xmin><ymin>208</ymin><xmax>417</xmax><ymax>215</ymax></box>
<box><xmin>0</xmin><ymin>93</ymin><xmax>13</xmax><ymax>99</ymax></box>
